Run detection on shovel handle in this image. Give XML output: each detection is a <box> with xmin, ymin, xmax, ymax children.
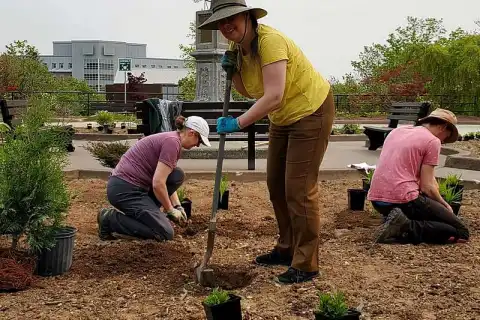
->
<box><xmin>210</xmin><ymin>67</ymin><xmax>234</xmax><ymax>220</ymax></box>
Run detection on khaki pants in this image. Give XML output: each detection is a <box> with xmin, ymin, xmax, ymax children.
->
<box><xmin>266</xmin><ymin>90</ymin><xmax>335</xmax><ymax>272</ymax></box>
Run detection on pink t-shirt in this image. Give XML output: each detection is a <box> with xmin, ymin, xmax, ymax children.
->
<box><xmin>367</xmin><ymin>126</ymin><xmax>441</xmax><ymax>204</ymax></box>
<box><xmin>112</xmin><ymin>131</ymin><xmax>182</xmax><ymax>190</ymax></box>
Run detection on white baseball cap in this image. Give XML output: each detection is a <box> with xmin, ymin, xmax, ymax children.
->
<box><xmin>185</xmin><ymin>116</ymin><xmax>211</xmax><ymax>147</ymax></box>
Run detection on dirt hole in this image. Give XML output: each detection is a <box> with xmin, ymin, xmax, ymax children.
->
<box><xmin>208</xmin><ymin>264</ymin><xmax>257</xmax><ymax>290</ymax></box>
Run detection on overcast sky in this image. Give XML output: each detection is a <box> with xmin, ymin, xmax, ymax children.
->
<box><xmin>1</xmin><ymin>0</ymin><xmax>478</xmax><ymax>79</ymax></box>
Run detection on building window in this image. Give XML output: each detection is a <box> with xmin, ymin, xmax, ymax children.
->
<box><xmin>135</xmin><ymin>64</ymin><xmax>140</xmax><ymax>68</ymax></box>
<box><xmin>68</xmin><ymin>63</ymin><xmax>72</xmax><ymax>69</ymax></box>
<box><xmin>142</xmin><ymin>64</ymin><xmax>147</xmax><ymax>68</ymax></box>
<box><xmin>174</xmin><ymin>66</ymin><xmax>178</xmax><ymax>68</ymax></box>
<box><xmin>151</xmin><ymin>65</ymin><xmax>156</xmax><ymax>68</ymax></box>
<box><xmin>167</xmin><ymin>66</ymin><xmax>172</xmax><ymax>68</ymax></box>
<box><xmin>59</xmin><ymin>63</ymin><xmax>64</xmax><ymax>69</ymax></box>
<box><xmin>52</xmin><ymin>63</ymin><xmax>56</xmax><ymax>69</ymax></box>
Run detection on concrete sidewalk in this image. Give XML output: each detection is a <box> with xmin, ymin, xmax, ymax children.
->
<box><xmin>66</xmin><ymin>140</ymin><xmax>480</xmax><ymax>182</ymax></box>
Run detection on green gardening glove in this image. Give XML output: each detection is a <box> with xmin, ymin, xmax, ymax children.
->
<box><xmin>221</xmin><ymin>50</ymin><xmax>237</xmax><ymax>74</ymax></box>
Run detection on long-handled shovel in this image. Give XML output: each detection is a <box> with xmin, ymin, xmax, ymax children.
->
<box><xmin>195</xmin><ymin>66</ymin><xmax>234</xmax><ymax>287</ymax></box>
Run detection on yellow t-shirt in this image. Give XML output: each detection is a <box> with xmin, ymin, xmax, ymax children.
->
<box><xmin>229</xmin><ymin>24</ymin><xmax>331</xmax><ymax>126</ymax></box>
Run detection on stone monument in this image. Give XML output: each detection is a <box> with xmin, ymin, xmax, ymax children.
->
<box><xmin>191</xmin><ymin>8</ymin><xmax>232</xmax><ymax>102</ymax></box>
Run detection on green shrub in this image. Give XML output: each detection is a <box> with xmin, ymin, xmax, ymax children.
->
<box><xmin>94</xmin><ymin>110</ymin><xmax>114</xmax><ymax>126</ymax></box>
<box><xmin>203</xmin><ymin>288</ymin><xmax>230</xmax><ymax>306</ymax></box>
<box><xmin>0</xmin><ymin>98</ymin><xmax>70</xmax><ymax>252</ymax></box>
<box><xmin>339</xmin><ymin>124</ymin><xmax>362</xmax><ymax>134</ymax></box>
<box><xmin>84</xmin><ymin>141</ymin><xmax>130</xmax><ymax>168</ymax></box>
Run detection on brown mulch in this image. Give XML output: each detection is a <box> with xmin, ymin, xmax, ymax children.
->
<box><xmin>450</xmin><ymin>140</ymin><xmax>480</xmax><ymax>158</ymax></box>
<box><xmin>0</xmin><ymin>179</ymin><xmax>479</xmax><ymax>319</ymax></box>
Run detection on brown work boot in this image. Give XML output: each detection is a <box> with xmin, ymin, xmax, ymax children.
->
<box><xmin>374</xmin><ymin>208</ymin><xmax>410</xmax><ymax>243</ymax></box>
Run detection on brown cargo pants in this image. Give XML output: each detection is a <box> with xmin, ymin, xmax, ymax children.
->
<box><xmin>266</xmin><ymin>90</ymin><xmax>335</xmax><ymax>272</ymax></box>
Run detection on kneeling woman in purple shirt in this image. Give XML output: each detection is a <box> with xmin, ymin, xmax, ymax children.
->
<box><xmin>97</xmin><ymin>115</ymin><xmax>211</xmax><ymax>241</ymax></box>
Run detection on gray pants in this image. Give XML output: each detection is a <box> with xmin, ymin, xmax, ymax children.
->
<box><xmin>104</xmin><ymin>168</ymin><xmax>184</xmax><ymax>241</ymax></box>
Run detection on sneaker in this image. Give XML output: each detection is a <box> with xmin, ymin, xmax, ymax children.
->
<box><xmin>97</xmin><ymin>208</ymin><xmax>116</xmax><ymax>240</ymax></box>
<box><xmin>254</xmin><ymin>249</ymin><xmax>293</xmax><ymax>267</ymax></box>
<box><xmin>275</xmin><ymin>267</ymin><xmax>319</xmax><ymax>284</ymax></box>
<box><xmin>374</xmin><ymin>208</ymin><xmax>410</xmax><ymax>243</ymax></box>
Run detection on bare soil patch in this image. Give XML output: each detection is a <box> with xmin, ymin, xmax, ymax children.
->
<box><xmin>450</xmin><ymin>140</ymin><xmax>480</xmax><ymax>158</ymax></box>
<box><xmin>1</xmin><ymin>178</ymin><xmax>479</xmax><ymax>319</ymax></box>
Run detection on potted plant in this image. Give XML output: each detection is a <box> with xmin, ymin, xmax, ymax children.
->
<box><xmin>87</xmin><ymin>123</ymin><xmax>92</xmax><ymax>129</ymax></box>
<box><xmin>94</xmin><ymin>110</ymin><xmax>114</xmax><ymax>134</ymax></box>
<box><xmin>176</xmin><ymin>187</ymin><xmax>192</xmax><ymax>219</ymax></box>
<box><xmin>444</xmin><ymin>173</ymin><xmax>463</xmax><ymax>201</ymax></box>
<box><xmin>125</xmin><ymin>114</ymin><xmax>139</xmax><ymax>134</ymax></box>
<box><xmin>218</xmin><ymin>174</ymin><xmax>229</xmax><ymax>210</ymax></box>
<box><xmin>202</xmin><ymin>288</ymin><xmax>242</xmax><ymax>320</ymax></box>
<box><xmin>314</xmin><ymin>291</ymin><xmax>361</xmax><ymax>320</ymax></box>
<box><xmin>347</xmin><ymin>188</ymin><xmax>366</xmax><ymax>211</ymax></box>
<box><xmin>439</xmin><ymin>183</ymin><xmax>462</xmax><ymax>216</ymax></box>
<box><xmin>0</xmin><ymin>97</ymin><xmax>75</xmax><ymax>283</ymax></box>
<box><xmin>463</xmin><ymin>132</ymin><xmax>474</xmax><ymax>141</ymax></box>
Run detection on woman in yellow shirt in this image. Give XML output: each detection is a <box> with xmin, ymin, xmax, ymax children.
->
<box><xmin>198</xmin><ymin>0</ymin><xmax>335</xmax><ymax>284</ymax></box>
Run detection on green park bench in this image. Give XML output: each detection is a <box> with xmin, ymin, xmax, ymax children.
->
<box><xmin>363</xmin><ymin>101</ymin><xmax>431</xmax><ymax>150</ymax></box>
<box><xmin>134</xmin><ymin>99</ymin><xmax>270</xmax><ymax>170</ymax></box>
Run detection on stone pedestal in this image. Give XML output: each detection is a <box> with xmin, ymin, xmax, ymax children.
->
<box><xmin>191</xmin><ymin>9</ymin><xmax>231</xmax><ymax>102</ymax></box>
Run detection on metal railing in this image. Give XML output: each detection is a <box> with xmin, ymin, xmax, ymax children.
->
<box><xmin>2</xmin><ymin>91</ymin><xmax>479</xmax><ymax>117</ymax></box>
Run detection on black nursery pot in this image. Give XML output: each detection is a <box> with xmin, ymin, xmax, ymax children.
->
<box><xmin>203</xmin><ymin>294</ymin><xmax>242</xmax><ymax>320</ymax></box>
<box><xmin>87</xmin><ymin>123</ymin><xmax>92</xmax><ymax>129</ymax></box>
<box><xmin>348</xmin><ymin>189</ymin><xmax>366</xmax><ymax>211</ymax></box>
<box><xmin>181</xmin><ymin>198</ymin><xmax>192</xmax><ymax>219</ymax></box>
<box><xmin>314</xmin><ymin>308</ymin><xmax>361</xmax><ymax>320</ymax></box>
<box><xmin>36</xmin><ymin>226</ymin><xmax>77</xmax><ymax>277</ymax></box>
<box><xmin>218</xmin><ymin>190</ymin><xmax>229</xmax><ymax>210</ymax></box>
<box><xmin>127</xmin><ymin>128</ymin><xmax>137</xmax><ymax>134</ymax></box>
<box><xmin>98</xmin><ymin>126</ymin><xmax>104</xmax><ymax>131</ymax></box>
<box><xmin>120</xmin><ymin>123</ymin><xmax>126</xmax><ymax>129</ymax></box>
<box><xmin>362</xmin><ymin>178</ymin><xmax>370</xmax><ymax>191</ymax></box>
<box><xmin>451</xmin><ymin>201</ymin><xmax>461</xmax><ymax>216</ymax></box>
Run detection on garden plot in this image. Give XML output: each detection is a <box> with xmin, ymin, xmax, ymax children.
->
<box><xmin>0</xmin><ymin>179</ymin><xmax>479</xmax><ymax>320</ymax></box>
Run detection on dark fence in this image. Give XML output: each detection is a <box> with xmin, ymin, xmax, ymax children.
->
<box><xmin>1</xmin><ymin>91</ymin><xmax>479</xmax><ymax>117</ymax></box>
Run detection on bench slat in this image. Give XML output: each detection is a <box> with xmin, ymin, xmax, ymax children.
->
<box><xmin>391</xmin><ymin>102</ymin><xmax>426</xmax><ymax>108</ymax></box>
<box><xmin>387</xmin><ymin>108</ymin><xmax>422</xmax><ymax>114</ymax></box>
<box><xmin>5</xmin><ymin>100</ymin><xmax>28</xmax><ymax>108</ymax></box>
<box><xmin>387</xmin><ymin>115</ymin><xmax>422</xmax><ymax>121</ymax></box>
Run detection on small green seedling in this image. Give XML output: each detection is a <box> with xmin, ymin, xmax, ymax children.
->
<box><xmin>365</xmin><ymin>169</ymin><xmax>375</xmax><ymax>184</ymax></box>
<box><xmin>315</xmin><ymin>291</ymin><xmax>349</xmax><ymax>318</ymax></box>
<box><xmin>219</xmin><ymin>174</ymin><xmax>229</xmax><ymax>198</ymax></box>
<box><xmin>203</xmin><ymin>288</ymin><xmax>230</xmax><ymax>306</ymax></box>
<box><xmin>177</xmin><ymin>187</ymin><xmax>186</xmax><ymax>202</ymax></box>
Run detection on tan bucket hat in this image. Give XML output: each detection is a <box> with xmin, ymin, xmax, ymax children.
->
<box><xmin>417</xmin><ymin>108</ymin><xmax>459</xmax><ymax>143</ymax></box>
<box><xmin>197</xmin><ymin>0</ymin><xmax>268</xmax><ymax>30</ymax></box>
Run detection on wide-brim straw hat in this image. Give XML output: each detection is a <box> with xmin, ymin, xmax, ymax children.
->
<box><xmin>417</xmin><ymin>108</ymin><xmax>459</xmax><ymax>143</ymax></box>
<box><xmin>197</xmin><ymin>0</ymin><xmax>268</xmax><ymax>30</ymax></box>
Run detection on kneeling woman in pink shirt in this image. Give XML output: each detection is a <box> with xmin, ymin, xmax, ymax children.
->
<box><xmin>367</xmin><ymin>109</ymin><xmax>469</xmax><ymax>245</ymax></box>
<box><xmin>97</xmin><ymin>115</ymin><xmax>211</xmax><ymax>241</ymax></box>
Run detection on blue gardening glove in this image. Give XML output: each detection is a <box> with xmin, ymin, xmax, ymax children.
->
<box><xmin>217</xmin><ymin>116</ymin><xmax>240</xmax><ymax>133</ymax></box>
<box><xmin>221</xmin><ymin>50</ymin><xmax>237</xmax><ymax>73</ymax></box>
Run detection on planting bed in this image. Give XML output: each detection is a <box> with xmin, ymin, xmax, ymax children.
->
<box><xmin>1</xmin><ymin>179</ymin><xmax>479</xmax><ymax>319</ymax></box>
<box><xmin>450</xmin><ymin>140</ymin><xmax>480</xmax><ymax>158</ymax></box>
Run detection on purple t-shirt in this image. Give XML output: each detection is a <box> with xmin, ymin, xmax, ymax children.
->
<box><xmin>112</xmin><ymin>131</ymin><xmax>182</xmax><ymax>190</ymax></box>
